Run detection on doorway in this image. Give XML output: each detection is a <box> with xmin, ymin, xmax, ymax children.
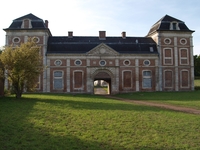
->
<box><xmin>93</xmin><ymin>72</ymin><xmax>111</xmax><ymax>95</ymax></box>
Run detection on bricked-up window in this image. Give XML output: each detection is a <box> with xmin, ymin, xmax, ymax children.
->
<box><xmin>53</xmin><ymin>71</ymin><xmax>63</xmax><ymax>89</ymax></box>
<box><xmin>181</xmin><ymin>70</ymin><xmax>189</xmax><ymax>88</ymax></box>
<box><xmin>164</xmin><ymin>70</ymin><xmax>173</xmax><ymax>88</ymax></box>
<box><xmin>24</xmin><ymin>19</ymin><xmax>30</xmax><ymax>28</ymax></box>
<box><xmin>163</xmin><ymin>48</ymin><xmax>173</xmax><ymax>65</ymax></box>
<box><xmin>123</xmin><ymin>71</ymin><xmax>132</xmax><ymax>88</ymax></box>
<box><xmin>142</xmin><ymin>71</ymin><xmax>152</xmax><ymax>88</ymax></box>
<box><xmin>180</xmin><ymin>48</ymin><xmax>188</xmax><ymax>65</ymax></box>
<box><xmin>74</xmin><ymin>71</ymin><xmax>83</xmax><ymax>88</ymax></box>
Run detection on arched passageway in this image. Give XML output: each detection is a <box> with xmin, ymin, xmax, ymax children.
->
<box><xmin>93</xmin><ymin>72</ymin><xmax>111</xmax><ymax>95</ymax></box>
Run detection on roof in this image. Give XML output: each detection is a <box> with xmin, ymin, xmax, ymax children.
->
<box><xmin>147</xmin><ymin>15</ymin><xmax>194</xmax><ymax>36</ymax></box>
<box><xmin>4</xmin><ymin>13</ymin><xmax>48</xmax><ymax>30</ymax></box>
<box><xmin>47</xmin><ymin>36</ymin><xmax>158</xmax><ymax>55</ymax></box>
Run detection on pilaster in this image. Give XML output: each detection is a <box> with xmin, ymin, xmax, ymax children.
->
<box><xmin>135</xmin><ymin>59</ymin><xmax>139</xmax><ymax>91</ymax></box>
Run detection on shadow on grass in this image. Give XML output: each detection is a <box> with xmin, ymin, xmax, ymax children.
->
<box><xmin>20</xmin><ymin>93</ymin><xmax>175</xmax><ymax>112</ymax></box>
<box><xmin>0</xmin><ymin>96</ymin><xmax>153</xmax><ymax>150</ymax></box>
<box><xmin>0</xmin><ymin>95</ymin><xmax>193</xmax><ymax>149</ymax></box>
<box><xmin>0</xmin><ymin>97</ymin><xmax>128</xmax><ymax>150</ymax></box>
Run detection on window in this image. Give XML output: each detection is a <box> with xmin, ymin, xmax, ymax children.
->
<box><xmin>73</xmin><ymin>71</ymin><xmax>83</xmax><ymax>89</ymax></box>
<box><xmin>32</xmin><ymin>37</ymin><xmax>40</xmax><ymax>43</ymax></box>
<box><xmin>123</xmin><ymin>60</ymin><xmax>130</xmax><ymax>66</ymax></box>
<box><xmin>149</xmin><ymin>47</ymin><xmax>154</xmax><ymax>52</ymax></box>
<box><xmin>123</xmin><ymin>71</ymin><xmax>132</xmax><ymax>88</ymax></box>
<box><xmin>54</xmin><ymin>60</ymin><xmax>62</xmax><ymax>66</ymax></box>
<box><xmin>22</xmin><ymin>19</ymin><xmax>32</xmax><ymax>28</ymax></box>
<box><xmin>142</xmin><ymin>71</ymin><xmax>152</xmax><ymax>88</ymax></box>
<box><xmin>99</xmin><ymin>60</ymin><xmax>106</xmax><ymax>66</ymax></box>
<box><xmin>179</xmin><ymin>48</ymin><xmax>188</xmax><ymax>65</ymax></box>
<box><xmin>53</xmin><ymin>71</ymin><xmax>63</xmax><ymax>89</ymax></box>
<box><xmin>143</xmin><ymin>60</ymin><xmax>150</xmax><ymax>66</ymax></box>
<box><xmin>170</xmin><ymin>22</ymin><xmax>180</xmax><ymax>30</ymax></box>
<box><xmin>180</xmin><ymin>70</ymin><xmax>189</xmax><ymax>88</ymax></box>
<box><xmin>180</xmin><ymin>38</ymin><xmax>187</xmax><ymax>45</ymax></box>
<box><xmin>163</xmin><ymin>48</ymin><xmax>173</xmax><ymax>65</ymax></box>
<box><xmin>164</xmin><ymin>38</ymin><xmax>171</xmax><ymax>45</ymax></box>
<box><xmin>12</xmin><ymin>37</ymin><xmax>20</xmax><ymax>43</ymax></box>
<box><xmin>74</xmin><ymin>60</ymin><xmax>82</xmax><ymax>66</ymax></box>
<box><xmin>164</xmin><ymin>70</ymin><xmax>173</xmax><ymax>88</ymax></box>
<box><xmin>172</xmin><ymin>23</ymin><xmax>177</xmax><ymax>30</ymax></box>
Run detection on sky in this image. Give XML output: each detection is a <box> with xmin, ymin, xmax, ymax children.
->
<box><xmin>0</xmin><ymin>0</ymin><xmax>199</xmax><ymax>55</ymax></box>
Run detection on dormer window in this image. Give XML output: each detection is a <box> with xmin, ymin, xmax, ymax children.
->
<box><xmin>170</xmin><ymin>21</ymin><xmax>180</xmax><ymax>30</ymax></box>
<box><xmin>21</xmin><ymin>19</ymin><xmax>32</xmax><ymax>28</ymax></box>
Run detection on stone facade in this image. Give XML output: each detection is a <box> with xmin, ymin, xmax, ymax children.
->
<box><xmin>3</xmin><ymin>14</ymin><xmax>195</xmax><ymax>94</ymax></box>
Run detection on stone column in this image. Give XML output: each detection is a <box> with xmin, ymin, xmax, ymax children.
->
<box><xmin>174</xmin><ymin>37</ymin><xmax>179</xmax><ymax>91</ymax></box>
<box><xmin>46</xmin><ymin>58</ymin><xmax>50</xmax><ymax>92</ymax></box>
<box><xmin>135</xmin><ymin>59</ymin><xmax>139</xmax><ymax>91</ymax></box>
<box><xmin>190</xmin><ymin>36</ymin><xmax>194</xmax><ymax>90</ymax></box>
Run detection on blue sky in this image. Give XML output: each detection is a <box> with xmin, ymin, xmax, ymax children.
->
<box><xmin>0</xmin><ymin>0</ymin><xmax>199</xmax><ymax>55</ymax></box>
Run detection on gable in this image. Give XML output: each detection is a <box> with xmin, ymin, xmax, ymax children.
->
<box><xmin>87</xmin><ymin>43</ymin><xmax>119</xmax><ymax>56</ymax></box>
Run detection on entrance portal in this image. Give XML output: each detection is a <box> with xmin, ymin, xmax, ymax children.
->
<box><xmin>93</xmin><ymin>72</ymin><xmax>111</xmax><ymax>95</ymax></box>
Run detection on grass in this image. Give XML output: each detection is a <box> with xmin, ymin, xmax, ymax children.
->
<box><xmin>116</xmin><ymin>91</ymin><xmax>200</xmax><ymax>109</ymax></box>
<box><xmin>195</xmin><ymin>78</ymin><xmax>200</xmax><ymax>90</ymax></box>
<box><xmin>1</xmin><ymin>93</ymin><xmax>200</xmax><ymax>150</ymax></box>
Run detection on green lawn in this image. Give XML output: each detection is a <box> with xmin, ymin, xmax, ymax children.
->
<box><xmin>195</xmin><ymin>78</ymin><xmax>200</xmax><ymax>90</ymax></box>
<box><xmin>1</xmin><ymin>93</ymin><xmax>200</xmax><ymax>150</ymax></box>
<box><xmin>116</xmin><ymin>91</ymin><xmax>200</xmax><ymax>109</ymax></box>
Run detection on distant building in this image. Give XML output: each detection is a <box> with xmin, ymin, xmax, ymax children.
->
<box><xmin>3</xmin><ymin>14</ymin><xmax>195</xmax><ymax>94</ymax></box>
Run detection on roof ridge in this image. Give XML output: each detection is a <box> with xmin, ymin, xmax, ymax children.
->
<box><xmin>14</xmin><ymin>13</ymin><xmax>43</xmax><ymax>21</ymax></box>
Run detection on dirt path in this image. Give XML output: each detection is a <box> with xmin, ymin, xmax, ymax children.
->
<box><xmin>105</xmin><ymin>96</ymin><xmax>200</xmax><ymax>115</ymax></box>
<box><xmin>94</xmin><ymin>88</ymin><xmax>108</xmax><ymax>95</ymax></box>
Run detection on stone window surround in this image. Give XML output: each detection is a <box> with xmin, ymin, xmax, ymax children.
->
<box><xmin>163</xmin><ymin>48</ymin><xmax>173</xmax><ymax>65</ymax></box>
<box><xmin>179</xmin><ymin>48</ymin><xmax>189</xmax><ymax>65</ymax></box>
<box><xmin>53</xmin><ymin>70</ymin><xmax>64</xmax><ymax>90</ymax></box>
<box><xmin>122</xmin><ymin>70</ymin><xmax>132</xmax><ymax>89</ymax></box>
<box><xmin>142</xmin><ymin>70</ymin><xmax>152</xmax><ymax>88</ymax></box>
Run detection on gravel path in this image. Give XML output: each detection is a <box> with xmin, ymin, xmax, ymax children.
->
<box><xmin>105</xmin><ymin>96</ymin><xmax>200</xmax><ymax>115</ymax></box>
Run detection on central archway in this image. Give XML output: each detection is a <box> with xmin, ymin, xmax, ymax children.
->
<box><xmin>93</xmin><ymin>71</ymin><xmax>112</xmax><ymax>95</ymax></box>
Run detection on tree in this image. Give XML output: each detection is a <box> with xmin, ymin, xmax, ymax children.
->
<box><xmin>0</xmin><ymin>49</ymin><xmax>4</xmax><ymax>96</ymax></box>
<box><xmin>194</xmin><ymin>55</ymin><xmax>200</xmax><ymax>77</ymax></box>
<box><xmin>0</xmin><ymin>40</ymin><xmax>43</xmax><ymax>98</ymax></box>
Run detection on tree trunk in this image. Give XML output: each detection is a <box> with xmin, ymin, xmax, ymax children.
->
<box><xmin>15</xmin><ymin>91</ymin><xmax>22</xmax><ymax>99</ymax></box>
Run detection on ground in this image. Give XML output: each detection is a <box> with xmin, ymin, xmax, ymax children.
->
<box><xmin>106</xmin><ymin>96</ymin><xmax>200</xmax><ymax>115</ymax></box>
<box><xmin>94</xmin><ymin>88</ymin><xmax>200</xmax><ymax>115</ymax></box>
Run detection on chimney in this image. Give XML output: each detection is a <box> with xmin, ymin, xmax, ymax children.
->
<box><xmin>68</xmin><ymin>31</ymin><xmax>73</xmax><ymax>38</ymax></box>
<box><xmin>45</xmin><ymin>20</ymin><xmax>48</xmax><ymax>28</ymax></box>
<box><xmin>122</xmin><ymin>31</ymin><xmax>126</xmax><ymax>39</ymax></box>
<box><xmin>99</xmin><ymin>31</ymin><xmax>106</xmax><ymax>40</ymax></box>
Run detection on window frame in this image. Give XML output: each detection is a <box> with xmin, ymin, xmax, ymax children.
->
<box><xmin>179</xmin><ymin>48</ymin><xmax>189</xmax><ymax>65</ymax></box>
<box><xmin>53</xmin><ymin>70</ymin><xmax>64</xmax><ymax>90</ymax></box>
<box><xmin>142</xmin><ymin>70</ymin><xmax>152</xmax><ymax>88</ymax></box>
<box><xmin>163</xmin><ymin>48</ymin><xmax>173</xmax><ymax>65</ymax></box>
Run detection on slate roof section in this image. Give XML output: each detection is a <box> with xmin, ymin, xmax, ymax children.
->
<box><xmin>47</xmin><ymin>36</ymin><xmax>158</xmax><ymax>54</ymax></box>
<box><xmin>147</xmin><ymin>15</ymin><xmax>194</xmax><ymax>36</ymax></box>
<box><xmin>4</xmin><ymin>13</ymin><xmax>48</xmax><ymax>30</ymax></box>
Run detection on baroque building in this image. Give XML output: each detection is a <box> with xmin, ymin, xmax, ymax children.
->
<box><xmin>3</xmin><ymin>14</ymin><xmax>195</xmax><ymax>94</ymax></box>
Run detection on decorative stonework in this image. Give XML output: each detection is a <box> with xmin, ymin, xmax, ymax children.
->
<box><xmin>87</xmin><ymin>43</ymin><xmax>119</xmax><ymax>56</ymax></box>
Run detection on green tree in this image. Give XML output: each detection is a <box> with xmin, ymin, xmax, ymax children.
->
<box><xmin>194</xmin><ymin>55</ymin><xmax>200</xmax><ymax>77</ymax></box>
<box><xmin>0</xmin><ymin>48</ymin><xmax>5</xmax><ymax>96</ymax></box>
<box><xmin>0</xmin><ymin>40</ymin><xmax>43</xmax><ymax>98</ymax></box>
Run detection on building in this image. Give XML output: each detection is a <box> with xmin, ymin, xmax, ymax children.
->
<box><xmin>3</xmin><ymin>13</ymin><xmax>195</xmax><ymax>94</ymax></box>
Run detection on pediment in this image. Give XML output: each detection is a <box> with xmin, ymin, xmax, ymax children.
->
<box><xmin>87</xmin><ymin>43</ymin><xmax>119</xmax><ymax>56</ymax></box>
